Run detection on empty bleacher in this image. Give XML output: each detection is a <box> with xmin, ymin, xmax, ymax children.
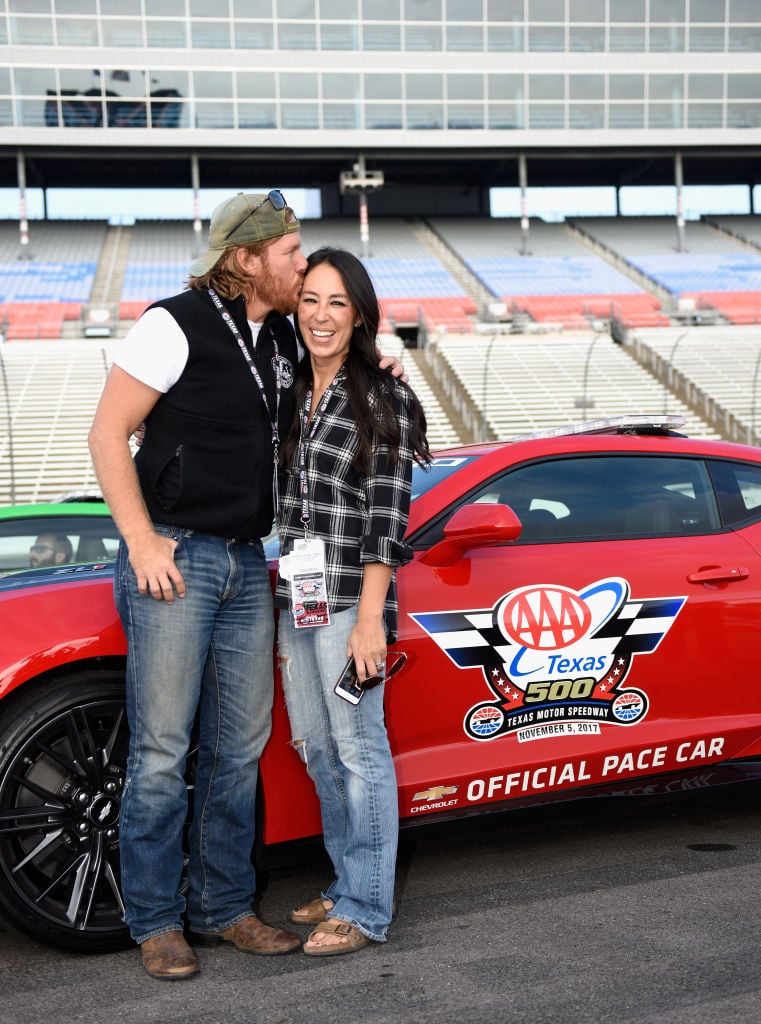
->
<box><xmin>428</xmin><ymin>216</ymin><xmax>667</xmax><ymax>330</ymax></box>
<box><xmin>572</xmin><ymin>215</ymin><xmax>761</xmax><ymax>325</ymax></box>
<box><xmin>118</xmin><ymin>219</ymin><xmax>198</xmax><ymax>320</ymax></box>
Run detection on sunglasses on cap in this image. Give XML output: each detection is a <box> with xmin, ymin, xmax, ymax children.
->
<box><xmin>252</xmin><ymin>189</ymin><xmax>286</xmax><ymax>213</ymax></box>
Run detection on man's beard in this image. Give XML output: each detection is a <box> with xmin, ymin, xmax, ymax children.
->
<box><xmin>256</xmin><ymin>255</ymin><xmax>302</xmax><ymax>316</ymax></box>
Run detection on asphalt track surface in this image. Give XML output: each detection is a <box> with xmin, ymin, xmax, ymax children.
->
<box><xmin>3</xmin><ymin>779</ymin><xmax>761</xmax><ymax>1024</ymax></box>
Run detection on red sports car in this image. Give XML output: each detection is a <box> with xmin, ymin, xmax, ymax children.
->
<box><xmin>2</xmin><ymin>415</ymin><xmax>761</xmax><ymax>951</ymax></box>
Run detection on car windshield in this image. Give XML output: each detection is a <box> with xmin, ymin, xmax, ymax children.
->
<box><xmin>411</xmin><ymin>455</ymin><xmax>479</xmax><ymax>501</ymax></box>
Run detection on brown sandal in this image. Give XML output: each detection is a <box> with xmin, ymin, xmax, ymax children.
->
<box><xmin>290</xmin><ymin>897</ymin><xmax>334</xmax><ymax>925</ymax></box>
<box><xmin>303</xmin><ymin>918</ymin><xmax>373</xmax><ymax>957</ymax></box>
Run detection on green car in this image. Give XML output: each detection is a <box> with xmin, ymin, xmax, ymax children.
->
<box><xmin>0</xmin><ymin>501</ymin><xmax>121</xmax><ymax>576</ymax></box>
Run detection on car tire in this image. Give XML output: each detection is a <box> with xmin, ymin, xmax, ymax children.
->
<box><xmin>0</xmin><ymin>671</ymin><xmax>131</xmax><ymax>952</ymax></box>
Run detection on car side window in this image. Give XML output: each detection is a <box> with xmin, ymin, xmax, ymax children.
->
<box><xmin>0</xmin><ymin>517</ymin><xmax>121</xmax><ymax>574</ymax></box>
<box><xmin>468</xmin><ymin>454</ymin><xmax>721</xmax><ymax>543</ymax></box>
<box><xmin>708</xmin><ymin>459</ymin><xmax>761</xmax><ymax>527</ymax></box>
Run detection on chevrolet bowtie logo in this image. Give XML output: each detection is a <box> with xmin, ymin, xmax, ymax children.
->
<box><xmin>412</xmin><ymin>785</ymin><xmax>458</xmax><ymax>802</ymax></box>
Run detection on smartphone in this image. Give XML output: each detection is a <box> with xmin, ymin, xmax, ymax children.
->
<box><xmin>333</xmin><ymin>658</ymin><xmax>366</xmax><ymax>704</ymax></box>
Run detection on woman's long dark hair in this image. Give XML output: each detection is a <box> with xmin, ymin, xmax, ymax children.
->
<box><xmin>282</xmin><ymin>246</ymin><xmax>430</xmax><ymax>475</ymax></box>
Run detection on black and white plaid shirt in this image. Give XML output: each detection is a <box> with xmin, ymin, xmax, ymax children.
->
<box><xmin>275</xmin><ymin>369</ymin><xmax>415</xmax><ymax>640</ymax></box>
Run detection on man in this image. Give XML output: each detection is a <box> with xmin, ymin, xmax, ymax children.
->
<box><xmin>29</xmin><ymin>531</ymin><xmax>73</xmax><ymax>568</ymax></box>
<box><xmin>89</xmin><ymin>190</ymin><xmax>310</xmax><ymax>981</ymax></box>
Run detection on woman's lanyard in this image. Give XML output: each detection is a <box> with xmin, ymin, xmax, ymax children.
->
<box><xmin>208</xmin><ymin>287</ymin><xmax>281</xmax><ymax>513</ymax></box>
<box><xmin>298</xmin><ymin>373</ymin><xmax>342</xmax><ymax>535</ymax></box>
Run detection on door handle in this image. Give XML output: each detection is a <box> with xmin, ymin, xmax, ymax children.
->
<box><xmin>687</xmin><ymin>565</ymin><xmax>749</xmax><ymax>583</ymax></box>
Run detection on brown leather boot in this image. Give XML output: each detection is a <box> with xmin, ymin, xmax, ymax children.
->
<box><xmin>204</xmin><ymin>914</ymin><xmax>301</xmax><ymax>955</ymax></box>
<box><xmin>140</xmin><ymin>930</ymin><xmax>199</xmax><ymax>980</ymax></box>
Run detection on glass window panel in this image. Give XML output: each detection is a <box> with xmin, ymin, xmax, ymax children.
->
<box><xmin>486</xmin><ymin>0</ymin><xmax>524</xmax><ymax>18</ymax></box>
<box><xmin>363</xmin><ymin>24</ymin><xmax>401</xmax><ymax>48</ymax></box>
<box><xmin>234</xmin><ymin>22</ymin><xmax>274</xmax><ymax>48</ymax></box>
<box><xmin>727</xmin><ymin>102</ymin><xmax>761</xmax><ymax>127</ymax></box>
<box><xmin>322</xmin><ymin>73</ymin><xmax>359</xmax><ymax>100</ymax></box>
<box><xmin>689</xmin><ymin>26</ymin><xmax>725</xmax><ymax>50</ymax></box>
<box><xmin>569</xmin><ymin>74</ymin><xmax>604</xmax><ymax>99</ymax></box>
<box><xmin>488</xmin><ymin>102</ymin><xmax>524</xmax><ymax>128</ymax></box>
<box><xmin>151</xmin><ymin>93</ymin><xmax>185</xmax><ymax>126</ymax></box>
<box><xmin>102</xmin><ymin>19</ymin><xmax>144</xmax><ymax>46</ymax></box>
<box><xmin>688</xmin><ymin>74</ymin><xmax>723</xmax><ymax>99</ymax></box>
<box><xmin>650</xmin><ymin>74</ymin><xmax>684</xmax><ymax>100</ymax></box>
<box><xmin>0</xmin><ymin>68</ymin><xmax>10</xmax><ymax>92</ymax></box>
<box><xmin>233</xmin><ymin>0</ymin><xmax>273</xmax><ymax>11</ymax></box>
<box><xmin>146</xmin><ymin>20</ymin><xmax>188</xmax><ymax>46</ymax></box>
<box><xmin>149</xmin><ymin>0</ymin><xmax>184</xmax><ymax>11</ymax></box>
<box><xmin>647</xmin><ymin>103</ymin><xmax>683</xmax><ymax>128</ymax></box>
<box><xmin>237</xmin><ymin>102</ymin><xmax>277</xmax><ymax>127</ymax></box>
<box><xmin>193</xmin><ymin>72</ymin><xmax>233</xmax><ymax>98</ymax></box>
<box><xmin>194</xmin><ymin>102</ymin><xmax>235</xmax><ymax>128</ymax></box>
<box><xmin>529</xmin><ymin>104</ymin><xmax>564</xmax><ymax>128</ymax></box>
<box><xmin>404</xmin><ymin>25</ymin><xmax>442</xmax><ymax>49</ymax></box>
<box><xmin>57</xmin><ymin>0</ymin><xmax>96</xmax><ymax>12</ymax></box>
<box><xmin>488</xmin><ymin>26</ymin><xmax>524</xmax><ymax>50</ymax></box>
<box><xmin>649</xmin><ymin>26</ymin><xmax>685</xmax><ymax>51</ymax></box>
<box><xmin>323</xmin><ymin>104</ymin><xmax>359</xmax><ymax>129</ymax></box>
<box><xmin>569</xmin><ymin>103</ymin><xmax>604</xmax><ymax>128</ymax></box>
<box><xmin>608</xmin><ymin>104</ymin><xmax>644</xmax><ymax>128</ymax></box>
<box><xmin>10</xmin><ymin>0</ymin><xmax>49</xmax><ymax>11</ymax></box>
<box><xmin>101</xmin><ymin>0</ymin><xmax>140</xmax><ymax>10</ymax></box>
<box><xmin>690</xmin><ymin>0</ymin><xmax>724</xmax><ymax>20</ymax></box>
<box><xmin>529</xmin><ymin>0</ymin><xmax>563</xmax><ymax>19</ymax></box>
<box><xmin>402</xmin><ymin>0</ymin><xmax>441</xmax><ymax>18</ymax></box>
<box><xmin>609</xmin><ymin>74</ymin><xmax>644</xmax><ymax>100</ymax></box>
<box><xmin>107</xmin><ymin>94</ymin><xmax>149</xmax><ymax>127</ymax></box>
<box><xmin>323</xmin><ymin>0</ymin><xmax>358</xmax><ymax>15</ymax></box>
<box><xmin>610</xmin><ymin>0</ymin><xmax>644</xmax><ymax>20</ymax></box>
<box><xmin>280</xmin><ymin>72</ymin><xmax>318</xmax><ymax>98</ymax></box>
<box><xmin>190</xmin><ymin>21</ymin><xmax>232</xmax><ymax>48</ymax></box>
<box><xmin>18</xmin><ymin>98</ymin><xmax>53</xmax><ymax>127</ymax></box>
<box><xmin>190</xmin><ymin>0</ymin><xmax>228</xmax><ymax>13</ymax></box>
<box><xmin>365</xmin><ymin>103</ymin><xmax>403</xmax><ymax>128</ymax></box>
<box><xmin>569</xmin><ymin>26</ymin><xmax>605</xmax><ymax>50</ymax></box>
<box><xmin>728</xmin><ymin>74</ymin><xmax>761</xmax><ymax>98</ymax></box>
<box><xmin>14</xmin><ymin>68</ymin><xmax>54</xmax><ymax>96</ymax></box>
<box><xmin>151</xmin><ymin>69</ymin><xmax>189</xmax><ymax>96</ymax></box>
<box><xmin>11</xmin><ymin>17</ymin><xmax>54</xmax><ymax>44</ymax></box>
<box><xmin>0</xmin><ymin>21</ymin><xmax>6</xmax><ymax>45</ymax></box>
<box><xmin>406</xmin><ymin>104</ymin><xmax>444</xmax><ymax>129</ymax></box>
<box><xmin>488</xmin><ymin>74</ymin><xmax>524</xmax><ymax>100</ymax></box>
<box><xmin>321</xmin><ymin>23</ymin><xmax>358</xmax><ymax>49</ymax></box>
<box><xmin>447</xmin><ymin>0</ymin><xmax>480</xmax><ymax>16</ymax></box>
<box><xmin>729</xmin><ymin>27</ymin><xmax>761</xmax><ymax>50</ymax></box>
<box><xmin>447</xmin><ymin>103</ymin><xmax>484</xmax><ymax>128</ymax></box>
<box><xmin>363</xmin><ymin>0</ymin><xmax>400</xmax><ymax>17</ymax></box>
<box><xmin>687</xmin><ymin>103</ymin><xmax>723</xmax><ymax>127</ymax></box>
<box><xmin>0</xmin><ymin>100</ymin><xmax>13</xmax><ymax>126</ymax></box>
<box><xmin>730</xmin><ymin>0</ymin><xmax>761</xmax><ymax>21</ymax></box>
<box><xmin>529</xmin><ymin>75</ymin><xmax>564</xmax><ymax>100</ymax></box>
<box><xmin>651</xmin><ymin>0</ymin><xmax>685</xmax><ymax>20</ymax></box>
<box><xmin>407</xmin><ymin>74</ymin><xmax>443</xmax><ymax>100</ymax></box>
<box><xmin>281</xmin><ymin>102</ymin><xmax>319</xmax><ymax>128</ymax></box>
<box><xmin>236</xmin><ymin>71</ymin><xmax>276</xmax><ymax>98</ymax></box>
<box><xmin>279</xmin><ymin>0</ymin><xmax>315</xmax><ymax>16</ymax></box>
<box><xmin>529</xmin><ymin>26</ymin><xmax>565</xmax><ymax>50</ymax></box>
<box><xmin>55</xmin><ymin>17</ymin><xmax>99</xmax><ymax>45</ymax></box>
<box><xmin>278</xmin><ymin>23</ymin><xmax>317</xmax><ymax>48</ymax></box>
<box><xmin>569</xmin><ymin>0</ymin><xmax>604</xmax><ymax>17</ymax></box>
<box><xmin>446</xmin><ymin>25</ymin><xmax>484</xmax><ymax>50</ymax></box>
<box><xmin>365</xmin><ymin>74</ymin><xmax>402</xmax><ymax>100</ymax></box>
<box><xmin>447</xmin><ymin>74</ymin><xmax>483</xmax><ymax>100</ymax></box>
<box><xmin>610</xmin><ymin>27</ymin><xmax>646</xmax><ymax>50</ymax></box>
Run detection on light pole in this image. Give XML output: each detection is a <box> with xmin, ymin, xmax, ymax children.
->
<box><xmin>575</xmin><ymin>333</ymin><xmax>604</xmax><ymax>422</ymax></box>
<box><xmin>664</xmin><ymin>330</ymin><xmax>687</xmax><ymax>414</ymax></box>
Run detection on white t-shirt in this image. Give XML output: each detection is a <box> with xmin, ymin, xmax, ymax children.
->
<box><xmin>113</xmin><ymin>306</ymin><xmax>269</xmax><ymax>393</ymax></box>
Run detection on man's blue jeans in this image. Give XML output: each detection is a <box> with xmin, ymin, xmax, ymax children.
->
<box><xmin>278</xmin><ymin>607</ymin><xmax>398</xmax><ymax>943</ymax></box>
<box><xmin>115</xmin><ymin>527</ymin><xmax>275</xmax><ymax>944</ymax></box>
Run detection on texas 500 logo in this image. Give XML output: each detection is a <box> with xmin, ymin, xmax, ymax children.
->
<box><xmin>411</xmin><ymin>577</ymin><xmax>685</xmax><ymax>741</ymax></box>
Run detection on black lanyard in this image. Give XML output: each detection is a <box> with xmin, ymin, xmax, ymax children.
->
<box><xmin>209</xmin><ymin>288</ymin><xmax>281</xmax><ymax>512</ymax></box>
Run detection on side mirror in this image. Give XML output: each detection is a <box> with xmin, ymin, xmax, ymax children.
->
<box><xmin>419</xmin><ymin>503</ymin><xmax>522</xmax><ymax>567</ymax></box>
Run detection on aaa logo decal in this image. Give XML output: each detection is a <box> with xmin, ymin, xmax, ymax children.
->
<box><xmin>410</xmin><ymin>577</ymin><xmax>686</xmax><ymax>742</ymax></box>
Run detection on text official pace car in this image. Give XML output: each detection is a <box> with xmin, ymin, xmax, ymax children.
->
<box><xmin>2</xmin><ymin>416</ymin><xmax>761</xmax><ymax>952</ymax></box>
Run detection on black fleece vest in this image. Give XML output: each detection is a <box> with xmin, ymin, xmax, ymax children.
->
<box><xmin>134</xmin><ymin>289</ymin><xmax>298</xmax><ymax>540</ymax></box>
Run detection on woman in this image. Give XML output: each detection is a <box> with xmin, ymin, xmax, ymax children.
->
<box><xmin>275</xmin><ymin>246</ymin><xmax>429</xmax><ymax>956</ymax></box>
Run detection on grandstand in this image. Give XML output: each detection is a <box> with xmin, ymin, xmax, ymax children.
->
<box><xmin>2</xmin><ymin>3</ymin><xmax>761</xmax><ymax>505</ymax></box>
